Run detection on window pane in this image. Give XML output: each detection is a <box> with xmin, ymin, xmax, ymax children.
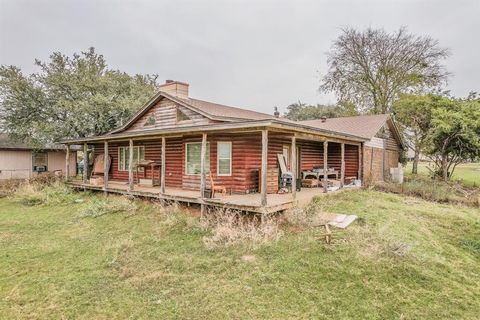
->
<box><xmin>119</xmin><ymin>148</ymin><xmax>124</xmax><ymax>171</ymax></box>
<box><xmin>125</xmin><ymin>148</ymin><xmax>130</xmax><ymax>170</ymax></box>
<box><xmin>218</xmin><ymin>159</ymin><xmax>230</xmax><ymax>175</ymax></box>
<box><xmin>218</xmin><ymin>142</ymin><xmax>230</xmax><ymax>159</ymax></box>
<box><xmin>186</xmin><ymin>143</ymin><xmax>210</xmax><ymax>175</ymax></box>
<box><xmin>205</xmin><ymin>145</ymin><xmax>210</xmax><ymax>174</ymax></box>
<box><xmin>139</xmin><ymin>146</ymin><xmax>145</xmax><ymax>161</ymax></box>
<box><xmin>132</xmin><ymin>147</ymin><xmax>137</xmax><ymax>166</ymax></box>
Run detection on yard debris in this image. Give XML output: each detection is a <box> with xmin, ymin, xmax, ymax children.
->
<box><xmin>323</xmin><ymin>224</ymin><xmax>332</xmax><ymax>244</ymax></box>
<box><xmin>315</xmin><ymin>212</ymin><xmax>358</xmax><ymax>244</ymax></box>
<box><xmin>317</xmin><ymin>212</ymin><xmax>358</xmax><ymax>229</ymax></box>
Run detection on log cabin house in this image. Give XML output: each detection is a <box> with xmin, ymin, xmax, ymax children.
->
<box><xmin>62</xmin><ymin>80</ymin><xmax>404</xmax><ymax>213</ymax></box>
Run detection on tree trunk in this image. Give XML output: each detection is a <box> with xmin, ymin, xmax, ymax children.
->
<box><xmin>412</xmin><ymin>145</ymin><xmax>420</xmax><ymax>174</ymax></box>
<box><xmin>441</xmin><ymin>156</ymin><xmax>449</xmax><ymax>181</ymax></box>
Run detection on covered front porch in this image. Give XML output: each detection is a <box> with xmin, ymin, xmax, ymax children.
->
<box><xmin>63</xmin><ymin>123</ymin><xmax>365</xmax><ymax>214</ymax></box>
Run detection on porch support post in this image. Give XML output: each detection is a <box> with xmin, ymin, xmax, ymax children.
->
<box><xmin>323</xmin><ymin>141</ymin><xmax>328</xmax><ymax>193</ymax></box>
<box><xmin>128</xmin><ymin>139</ymin><xmax>134</xmax><ymax>192</ymax></box>
<box><xmin>200</xmin><ymin>133</ymin><xmax>207</xmax><ymax>198</ymax></box>
<box><xmin>200</xmin><ymin>133</ymin><xmax>207</xmax><ymax>216</ymax></box>
<box><xmin>340</xmin><ymin>143</ymin><xmax>345</xmax><ymax>188</ymax></box>
<box><xmin>291</xmin><ymin>135</ymin><xmax>297</xmax><ymax>200</ymax></box>
<box><xmin>261</xmin><ymin>129</ymin><xmax>268</xmax><ymax>207</ymax></box>
<box><xmin>161</xmin><ymin>136</ymin><xmax>166</xmax><ymax>195</ymax></box>
<box><xmin>83</xmin><ymin>143</ymin><xmax>88</xmax><ymax>183</ymax></box>
<box><xmin>65</xmin><ymin>144</ymin><xmax>70</xmax><ymax>182</ymax></box>
<box><xmin>103</xmin><ymin>141</ymin><xmax>109</xmax><ymax>192</ymax></box>
<box><xmin>358</xmin><ymin>143</ymin><xmax>363</xmax><ymax>183</ymax></box>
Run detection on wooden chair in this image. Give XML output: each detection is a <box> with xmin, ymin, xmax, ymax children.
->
<box><xmin>90</xmin><ymin>153</ymin><xmax>112</xmax><ymax>177</ymax></box>
<box><xmin>209</xmin><ymin>174</ymin><xmax>227</xmax><ymax>198</ymax></box>
<box><xmin>89</xmin><ymin>153</ymin><xmax>112</xmax><ymax>185</ymax></box>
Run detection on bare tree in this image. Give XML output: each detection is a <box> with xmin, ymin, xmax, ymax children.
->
<box><xmin>320</xmin><ymin>27</ymin><xmax>450</xmax><ymax>114</ymax></box>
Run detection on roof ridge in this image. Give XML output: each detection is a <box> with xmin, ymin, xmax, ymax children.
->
<box><xmin>301</xmin><ymin>113</ymin><xmax>390</xmax><ymax>122</ymax></box>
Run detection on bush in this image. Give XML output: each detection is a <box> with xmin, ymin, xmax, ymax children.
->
<box><xmin>79</xmin><ymin>196</ymin><xmax>138</xmax><ymax>218</ymax></box>
<box><xmin>200</xmin><ymin>208</ymin><xmax>282</xmax><ymax>249</ymax></box>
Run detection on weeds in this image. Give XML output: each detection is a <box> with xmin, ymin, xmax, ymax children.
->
<box><xmin>13</xmin><ymin>178</ymin><xmax>77</xmax><ymax>206</ymax></box>
<box><xmin>200</xmin><ymin>208</ymin><xmax>282</xmax><ymax>249</ymax></box>
<box><xmin>79</xmin><ymin>196</ymin><xmax>138</xmax><ymax>218</ymax></box>
<box><xmin>374</xmin><ymin>175</ymin><xmax>480</xmax><ymax>207</ymax></box>
<box><xmin>0</xmin><ymin>179</ymin><xmax>22</xmax><ymax>197</ymax></box>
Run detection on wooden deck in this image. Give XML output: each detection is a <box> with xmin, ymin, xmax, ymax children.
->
<box><xmin>68</xmin><ymin>180</ymin><xmax>339</xmax><ymax>213</ymax></box>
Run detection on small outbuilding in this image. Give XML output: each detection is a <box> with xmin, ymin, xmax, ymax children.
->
<box><xmin>0</xmin><ymin>133</ymin><xmax>77</xmax><ymax>180</ymax></box>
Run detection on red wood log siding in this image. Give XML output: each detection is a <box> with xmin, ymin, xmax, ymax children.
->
<box><xmin>181</xmin><ymin>133</ymin><xmax>263</xmax><ymax>193</ymax></box>
<box><xmin>89</xmin><ymin>132</ymin><xmax>361</xmax><ymax>192</ymax></box>
<box><xmin>89</xmin><ymin>139</ymin><xmax>178</xmax><ymax>184</ymax></box>
<box><xmin>344</xmin><ymin>144</ymin><xmax>360</xmax><ymax>178</ymax></box>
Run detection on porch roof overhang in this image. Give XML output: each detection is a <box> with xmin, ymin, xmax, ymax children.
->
<box><xmin>60</xmin><ymin>119</ymin><xmax>368</xmax><ymax>145</ymax></box>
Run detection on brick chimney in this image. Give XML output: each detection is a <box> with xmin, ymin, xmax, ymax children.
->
<box><xmin>159</xmin><ymin>80</ymin><xmax>189</xmax><ymax>98</ymax></box>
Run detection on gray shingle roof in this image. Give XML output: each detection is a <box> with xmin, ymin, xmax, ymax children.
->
<box><xmin>300</xmin><ymin>114</ymin><xmax>391</xmax><ymax>139</ymax></box>
<box><xmin>0</xmin><ymin>133</ymin><xmax>64</xmax><ymax>150</ymax></box>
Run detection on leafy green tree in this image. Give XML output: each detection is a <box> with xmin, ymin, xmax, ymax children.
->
<box><xmin>426</xmin><ymin>96</ymin><xmax>480</xmax><ymax>181</ymax></box>
<box><xmin>320</xmin><ymin>27</ymin><xmax>450</xmax><ymax>114</ymax></box>
<box><xmin>0</xmin><ymin>47</ymin><xmax>158</xmax><ymax>147</ymax></box>
<box><xmin>394</xmin><ymin>94</ymin><xmax>437</xmax><ymax>174</ymax></box>
<box><xmin>285</xmin><ymin>100</ymin><xmax>357</xmax><ymax>121</ymax></box>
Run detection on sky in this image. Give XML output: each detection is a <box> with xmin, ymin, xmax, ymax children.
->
<box><xmin>1</xmin><ymin>0</ymin><xmax>479</xmax><ymax>115</ymax></box>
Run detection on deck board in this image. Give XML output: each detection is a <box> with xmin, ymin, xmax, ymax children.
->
<box><xmin>68</xmin><ymin>180</ymin><xmax>337</xmax><ymax>213</ymax></box>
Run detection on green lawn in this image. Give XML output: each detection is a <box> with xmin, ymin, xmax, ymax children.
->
<box><xmin>1</xmin><ymin>190</ymin><xmax>479</xmax><ymax>319</ymax></box>
<box><xmin>405</xmin><ymin>161</ymin><xmax>480</xmax><ymax>186</ymax></box>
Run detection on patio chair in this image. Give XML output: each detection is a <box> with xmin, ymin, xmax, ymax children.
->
<box><xmin>209</xmin><ymin>174</ymin><xmax>227</xmax><ymax>198</ymax></box>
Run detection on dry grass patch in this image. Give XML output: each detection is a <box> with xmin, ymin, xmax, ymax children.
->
<box><xmin>79</xmin><ymin>195</ymin><xmax>138</xmax><ymax>218</ymax></box>
<box><xmin>200</xmin><ymin>209</ymin><xmax>283</xmax><ymax>249</ymax></box>
<box><xmin>12</xmin><ymin>178</ymin><xmax>77</xmax><ymax>206</ymax></box>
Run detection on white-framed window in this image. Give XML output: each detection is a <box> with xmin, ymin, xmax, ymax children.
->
<box><xmin>32</xmin><ymin>152</ymin><xmax>48</xmax><ymax>172</ymax></box>
<box><xmin>185</xmin><ymin>142</ymin><xmax>210</xmax><ymax>175</ymax></box>
<box><xmin>217</xmin><ymin>141</ymin><xmax>232</xmax><ymax>176</ymax></box>
<box><xmin>118</xmin><ymin>146</ymin><xmax>145</xmax><ymax>171</ymax></box>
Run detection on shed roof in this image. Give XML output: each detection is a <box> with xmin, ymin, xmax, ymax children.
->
<box><xmin>0</xmin><ymin>133</ymin><xmax>65</xmax><ymax>151</ymax></box>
